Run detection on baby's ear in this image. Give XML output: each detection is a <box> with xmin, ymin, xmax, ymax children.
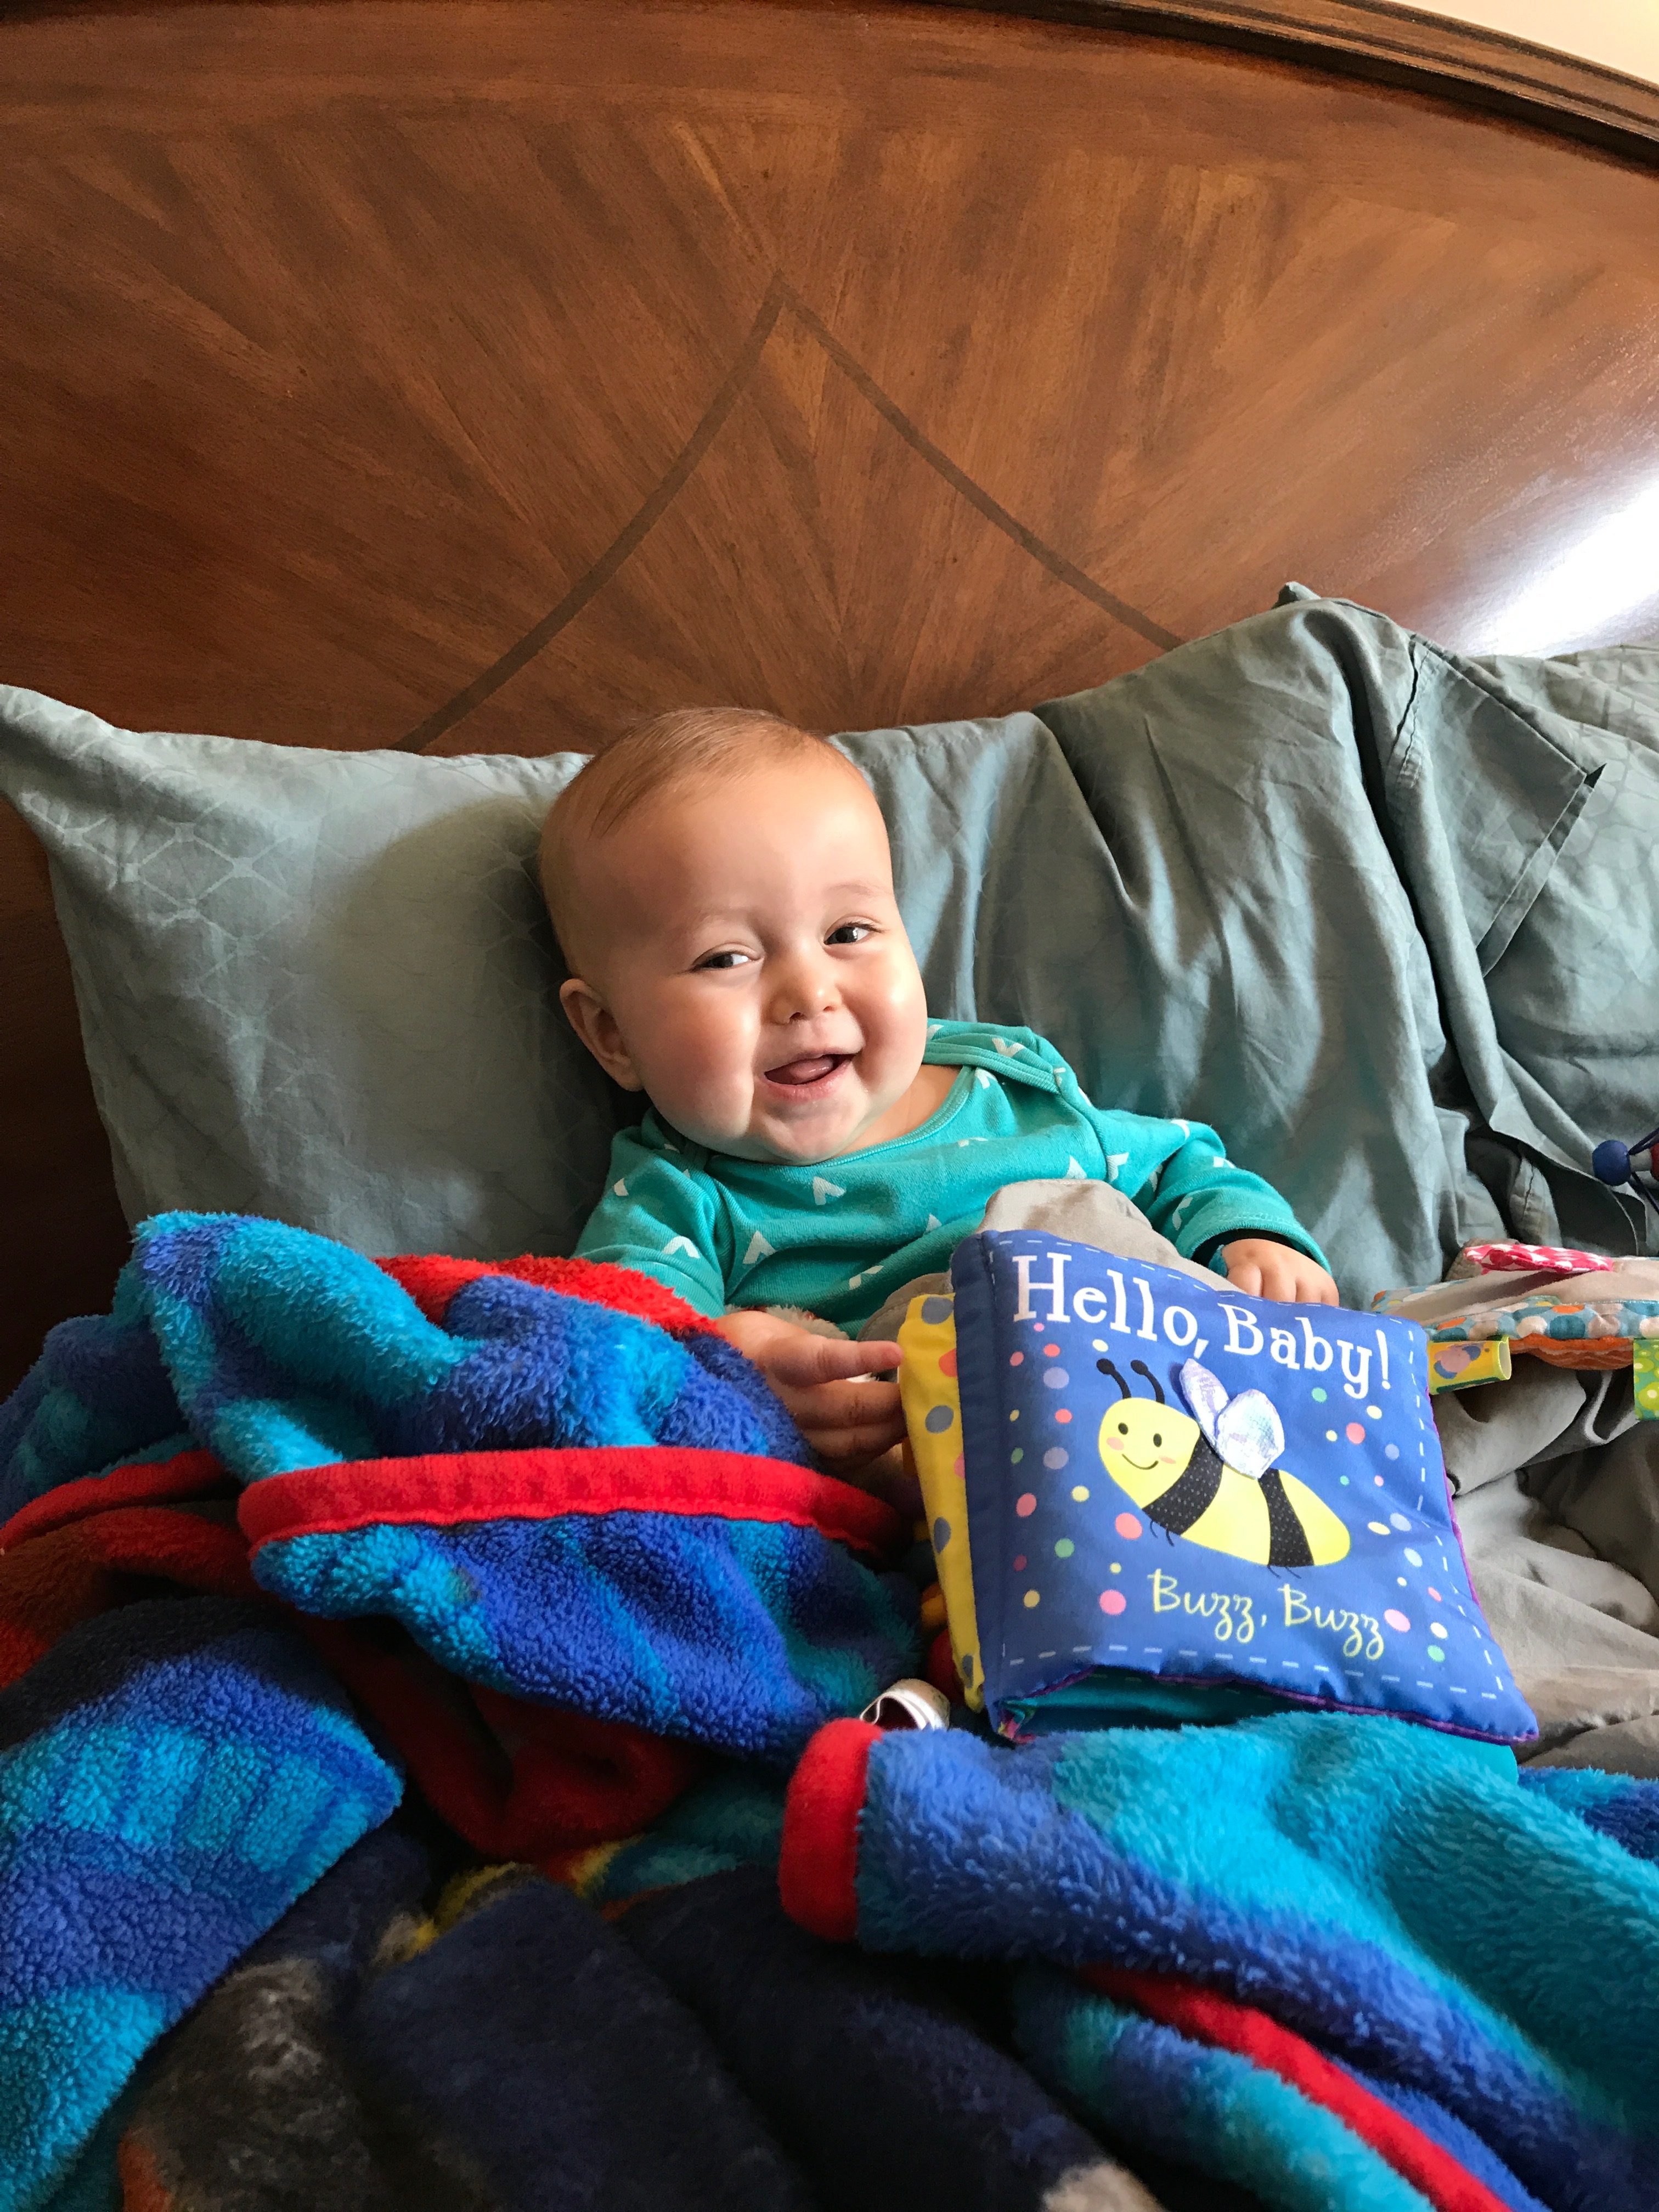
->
<box><xmin>558</xmin><ymin>978</ymin><xmax>643</xmax><ymax>1091</ymax></box>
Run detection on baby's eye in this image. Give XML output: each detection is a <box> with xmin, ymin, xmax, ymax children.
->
<box><xmin>1152</xmin><ymin>1432</ymin><xmax>1163</xmax><ymax>1448</ymax></box>
<box><xmin>825</xmin><ymin>923</ymin><xmax>873</xmax><ymax>946</ymax></box>
<box><xmin>694</xmin><ymin>949</ymin><xmax>753</xmax><ymax>972</ymax></box>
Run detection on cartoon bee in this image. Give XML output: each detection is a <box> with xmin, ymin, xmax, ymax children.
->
<box><xmin>1094</xmin><ymin>1357</ymin><xmax>1350</xmax><ymax>1569</ymax></box>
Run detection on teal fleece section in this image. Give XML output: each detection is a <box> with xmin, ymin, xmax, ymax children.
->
<box><xmin>574</xmin><ymin>1020</ymin><xmax>1323</xmax><ymax>1328</ymax></box>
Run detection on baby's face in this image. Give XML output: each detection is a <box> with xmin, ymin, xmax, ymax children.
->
<box><xmin>561</xmin><ymin>757</ymin><xmax>929</xmax><ymax>1163</ymax></box>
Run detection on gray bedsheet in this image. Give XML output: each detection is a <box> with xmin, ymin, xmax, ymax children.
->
<box><xmin>851</xmin><ymin>585</ymin><xmax>1659</xmax><ymax>1309</ymax></box>
<box><xmin>1437</xmin><ymin>1368</ymin><xmax>1659</xmax><ymax>1771</ymax></box>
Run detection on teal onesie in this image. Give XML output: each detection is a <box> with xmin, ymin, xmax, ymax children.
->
<box><xmin>573</xmin><ymin>1020</ymin><xmax>1325</xmax><ymax>1331</ymax></box>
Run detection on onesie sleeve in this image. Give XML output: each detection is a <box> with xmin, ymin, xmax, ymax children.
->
<box><xmin>573</xmin><ymin>1126</ymin><xmax>729</xmax><ymax>1317</ymax></box>
<box><xmin>1128</xmin><ymin>1119</ymin><xmax>1329</xmax><ymax>1274</ymax></box>
<box><xmin>1052</xmin><ymin>1059</ymin><xmax>1329</xmax><ymax>1275</ymax></box>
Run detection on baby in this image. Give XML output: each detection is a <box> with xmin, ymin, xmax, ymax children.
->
<box><xmin>542</xmin><ymin>709</ymin><xmax>1336</xmax><ymax>1472</ymax></box>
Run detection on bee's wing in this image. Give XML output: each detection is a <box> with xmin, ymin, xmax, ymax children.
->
<box><xmin>1178</xmin><ymin>1360</ymin><xmax>1230</xmax><ymax>1454</ymax></box>
<box><xmin>1215</xmin><ymin>1390</ymin><xmax>1285</xmax><ymax>1482</ymax></box>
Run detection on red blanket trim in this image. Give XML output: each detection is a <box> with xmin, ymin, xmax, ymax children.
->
<box><xmin>377</xmin><ymin>1252</ymin><xmax>723</xmax><ymax>1335</ymax></box>
<box><xmin>239</xmin><ymin>1446</ymin><xmax>904</xmax><ymax>1559</ymax></box>
<box><xmin>0</xmin><ymin>1449</ymin><xmax>229</xmax><ymax>1552</ymax></box>
<box><xmin>778</xmin><ymin>1717</ymin><xmax>879</xmax><ymax>1942</ymax></box>
<box><xmin>1088</xmin><ymin>1968</ymin><xmax>1513</xmax><ymax>2212</ymax></box>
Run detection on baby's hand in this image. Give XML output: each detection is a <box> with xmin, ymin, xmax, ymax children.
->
<box><xmin>716</xmin><ymin>1310</ymin><xmax>906</xmax><ymax>1473</ymax></box>
<box><xmin>1222</xmin><ymin>1239</ymin><xmax>1339</xmax><ymax>1306</ymax></box>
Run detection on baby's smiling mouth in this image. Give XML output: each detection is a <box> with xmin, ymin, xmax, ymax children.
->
<box><xmin>763</xmin><ymin>1052</ymin><xmax>853</xmax><ymax>1093</ymax></box>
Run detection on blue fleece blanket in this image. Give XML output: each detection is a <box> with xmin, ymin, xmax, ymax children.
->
<box><xmin>0</xmin><ymin>1214</ymin><xmax>918</xmax><ymax>1764</ymax></box>
<box><xmin>0</xmin><ymin>1598</ymin><xmax>399</xmax><ymax>2212</ymax></box>
<box><xmin>0</xmin><ymin>1214</ymin><xmax>921</xmax><ymax>2209</ymax></box>
<box><xmin>781</xmin><ymin>1716</ymin><xmax>1659</xmax><ymax>2212</ymax></box>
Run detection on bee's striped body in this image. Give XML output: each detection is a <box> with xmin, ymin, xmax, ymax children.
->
<box><xmin>1096</xmin><ymin>1370</ymin><xmax>1350</xmax><ymax>1570</ymax></box>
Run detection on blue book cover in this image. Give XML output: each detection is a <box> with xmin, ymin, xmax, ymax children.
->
<box><xmin>949</xmin><ymin>1231</ymin><xmax>1536</xmax><ymax>1745</ymax></box>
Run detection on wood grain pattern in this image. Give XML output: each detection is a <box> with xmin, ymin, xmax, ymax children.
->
<box><xmin>2</xmin><ymin>0</ymin><xmax>1658</xmax><ymax>1387</ymax></box>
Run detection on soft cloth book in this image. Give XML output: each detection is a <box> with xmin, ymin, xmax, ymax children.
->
<box><xmin>900</xmin><ymin>1229</ymin><xmax>1536</xmax><ymax>1745</ymax></box>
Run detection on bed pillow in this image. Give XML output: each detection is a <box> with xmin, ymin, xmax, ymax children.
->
<box><xmin>0</xmin><ymin>689</ymin><xmax>606</xmax><ymax>1258</ymax></box>
<box><xmin>0</xmin><ymin>689</ymin><xmax>1089</xmax><ymax>1265</ymax></box>
<box><xmin>900</xmin><ymin>1229</ymin><xmax>1537</xmax><ymax>1746</ymax></box>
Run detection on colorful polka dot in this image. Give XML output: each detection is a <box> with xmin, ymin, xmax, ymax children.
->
<box><xmin>1384</xmin><ymin>1609</ymin><xmax>1411</xmax><ymax>1633</ymax></box>
<box><xmin>1389</xmin><ymin>1513</ymin><xmax>1410</xmax><ymax>1531</ymax></box>
<box><xmin>1109</xmin><ymin>1562</ymin><xmax>1121</xmax><ymax>1575</ymax></box>
<box><xmin>920</xmin><ymin>1297</ymin><xmax>952</xmax><ymax>1324</ymax></box>
<box><xmin>1009</xmin><ymin>1410</ymin><xmax>1019</xmax><ymax>1423</ymax></box>
<box><xmin>1427</xmin><ymin>1587</ymin><xmax>1442</xmax><ymax>1602</ymax></box>
<box><xmin>1055</xmin><ymin>1538</ymin><xmax>1075</xmax><ymax>1559</ymax></box>
<box><xmin>1044</xmin><ymin>1448</ymin><xmax>1069</xmax><ymax>1469</ymax></box>
<box><xmin>1346</xmin><ymin>1422</ymin><xmax>1366</xmax><ymax>1443</ymax></box>
<box><xmin>1326</xmin><ymin>1429</ymin><xmax>1338</xmax><ymax>1442</ymax></box>
<box><xmin>1311</xmin><ymin>1387</ymin><xmax>1328</xmax><ymax>1402</ymax></box>
<box><xmin>1430</xmin><ymin>1621</ymin><xmax>1447</xmax><ymax>1638</ymax></box>
<box><xmin>924</xmin><ymin>1404</ymin><xmax>954</xmax><ymax>1434</ymax></box>
<box><xmin>1043</xmin><ymin>1368</ymin><xmax>1069</xmax><ymax>1389</ymax></box>
<box><xmin>933</xmin><ymin>1517</ymin><xmax>952</xmax><ymax>1550</ymax></box>
<box><xmin>1367</xmin><ymin>1521</ymin><xmax>1390</xmax><ymax>1536</ymax></box>
<box><xmin>1366</xmin><ymin>1405</ymin><xmax>1381</xmax><ymax>1419</ymax></box>
<box><xmin>1374</xmin><ymin>1476</ymin><xmax>1385</xmax><ymax>1486</ymax></box>
<box><xmin>1339</xmin><ymin>1475</ymin><xmax>1350</xmax><ymax>1485</ymax></box>
<box><xmin>1015</xmin><ymin>1493</ymin><xmax>1036</xmax><ymax>1518</ymax></box>
<box><xmin>1427</xmin><ymin>1645</ymin><xmax>1445</xmax><ymax>1662</ymax></box>
<box><xmin>1024</xmin><ymin>1589</ymin><xmax>1041</xmax><ymax>1609</ymax></box>
<box><xmin>1011</xmin><ymin>1448</ymin><xmax>1024</xmax><ymax>1464</ymax></box>
<box><xmin>1384</xmin><ymin>1443</ymin><xmax>1400</xmax><ymax>1460</ymax></box>
<box><xmin>1072</xmin><ymin>1485</ymin><xmax>1091</xmax><ymax>1503</ymax></box>
<box><xmin>1044</xmin><ymin>1342</ymin><xmax>1061</xmax><ymax>1357</ymax></box>
<box><xmin>939</xmin><ymin>1349</ymin><xmax>957</xmax><ymax>1377</ymax></box>
<box><xmin>1115</xmin><ymin>1513</ymin><xmax>1143</xmax><ymax>1540</ymax></box>
<box><xmin>1100</xmin><ymin>1589</ymin><xmax>1127</xmax><ymax>1615</ymax></box>
<box><xmin>1013</xmin><ymin>1554</ymin><xmax>1026</xmax><ymax>1571</ymax></box>
<box><xmin>1403</xmin><ymin>1548</ymin><xmax>1422</xmax><ymax>1566</ymax></box>
<box><xmin>1054</xmin><ymin>1409</ymin><xmax>1073</xmax><ymax>1425</ymax></box>
<box><xmin>1009</xmin><ymin>1351</ymin><xmax>1024</xmax><ymax>1366</ymax></box>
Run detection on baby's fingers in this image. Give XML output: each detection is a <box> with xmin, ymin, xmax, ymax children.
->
<box><xmin>786</xmin><ymin>1376</ymin><xmax>902</xmax><ymax>1432</ymax></box>
<box><xmin>765</xmin><ymin>1335</ymin><xmax>902</xmax><ymax>1390</ymax></box>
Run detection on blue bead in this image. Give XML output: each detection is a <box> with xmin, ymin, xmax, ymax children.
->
<box><xmin>1593</xmin><ymin>1138</ymin><xmax>1632</xmax><ymax>1185</ymax></box>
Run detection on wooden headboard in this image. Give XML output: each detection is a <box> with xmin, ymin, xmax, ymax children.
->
<box><xmin>4</xmin><ymin>0</ymin><xmax>1658</xmax><ymax>1389</ymax></box>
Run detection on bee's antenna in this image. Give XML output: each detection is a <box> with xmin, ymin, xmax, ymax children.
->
<box><xmin>1130</xmin><ymin>1359</ymin><xmax>1165</xmax><ymax>1404</ymax></box>
<box><xmin>1095</xmin><ymin>1357</ymin><xmax>1130</xmax><ymax>1398</ymax></box>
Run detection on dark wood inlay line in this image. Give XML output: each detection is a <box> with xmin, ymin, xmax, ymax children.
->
<box><xmin>783</xmin><ymin>284</ymin><xmax>1183</xmax><ymax>653</ymax></box>
<box><xmin>402</xmin><ymin>273</ymin><xmax>1180</xmax><ymax>752</ymax></box>
<box><xmin>397</xmin><ymin>273</ymin><xmax>794</xmax><ymax>752</ymax></box>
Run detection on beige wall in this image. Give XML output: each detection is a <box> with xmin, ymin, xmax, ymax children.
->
<box><xmin>1418</xmin><ymin>1</ymin><xmax>1659</xmax><ymax>86</ymax></box>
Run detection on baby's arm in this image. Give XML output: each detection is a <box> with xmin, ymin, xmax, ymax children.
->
<box><xmin>716</xmin><ymin>1310</ymin><xmax>905</xmax><ymax>1472</ymax></box>
<box><xmin>1063</xmin><ymin>1073</ymin><xmax>1337</xmax><ymax>1304</ymax></box>
<box><xmin>574</xmin><ymin>1131</ymin><xmax>728</xmax><ymax>1313</ymax></box>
